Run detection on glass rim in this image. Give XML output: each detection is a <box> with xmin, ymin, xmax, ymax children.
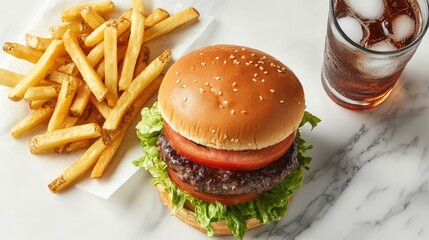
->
<box><xmin>329</xmin><ymin>0</ymin><xmax>429</xmax><ymax>56</ymax></box>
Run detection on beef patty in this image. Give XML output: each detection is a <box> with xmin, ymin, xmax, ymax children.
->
<box><xmin>157</xmin><ymin>132</ymin><xmax>299</xmax><ymax>195</ymax></box>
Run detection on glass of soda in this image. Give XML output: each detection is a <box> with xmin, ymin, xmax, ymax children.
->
<box><xmin>322</xmin><ymin>0</ymin><xmax>429</xmax><ymax>110</ymax></box>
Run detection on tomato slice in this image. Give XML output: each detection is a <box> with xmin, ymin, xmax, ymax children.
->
<box><xmin>163</xmin><ymin>122</ymin><xmax>296</xmax><ymax>170</ymax></box>
<box><xmin>167</xmin><ymin>167</ymin><xmax>261</xmax><ymax>205</ymax></box>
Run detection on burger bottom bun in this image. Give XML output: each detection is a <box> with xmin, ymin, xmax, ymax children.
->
<box><xmin>156</xmin><ymin>185</ymin><xmax>261</xmax><ymax>235</ymax></box>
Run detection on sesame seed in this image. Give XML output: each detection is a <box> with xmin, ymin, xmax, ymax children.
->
<box><xmin>234</xmin><ymin>139</ymin><xmax>239</xmax><ymax>143</ymax></box>
<box><xmin>210</xmin><ymin>88</ymin><xmax>215</xmax><ymax>92</ymax></box>
<box><xmin>235</xmin><ymin>61</ymin><xmax>240</xmax><ymax>65</ymax></box>
<box><xmin>211</xmin><ymin>61</ymin><xmax>215</xmax><ymax>64</ymax></box>
<box><xmin>270</xmin><ymin>89</ymin><xmax>275</xmax><ymax>93</ymax></box>
<box><xmin>199</xmin><ymin>88</ymin><xmax>205</xmax><ymax>93</ymax></box>
<box><xmin>252</xmin><ymin>78</ymin><xmax>257</xmax><ymax>82</ymax></box>
<box><xmin>218</xmin><ymin>91</ymin><xmax>223</xmax><ymax>96</ymax></box>
<box><xmin>255</xmin><ymin>64</ymin><xmax>259</xmax><ymax>67</ymax></box>
<box><xmin>223</xmin><ymin>134</ymin><xmax>228</xmax><ymax>139</ymax></box>
<box><xmin>249</xmin><ymin>60</ymin><xmax>253</xmax><ymax>64</ymax></box>
<box><xmin>259</xmin><ymin>66</ymin><xmax>264</xmax><ymax>71</ymax></box>
<box><xmin>205</xmin><ymin>82</ymin><xmax>209</xmax><ymax>86</ymax></box>
<box><xmin>232</xmin><ymin>82</ymin><xmax>237</xmax><ymax>86</ymax></box>
<box><xmin>230</xmin><ymin>54</ymin><xmax>235</xmax><ymax>59</ymax></box>
<box><xmin>234</xmin><ymin>49</ymin><xmax>239</xmax><ymax>52</ymax></box>
<box><xmin>230</xmin><ymin>109</ymin><xmax>235</xmax><ymax>115</ymax></box>
<box><xmin>184</xmin><ymin>96</ymin><xmax>188</xmax><ymax>102</ymax></box>
<box><xmin>192</xmin><ymin>80</ymin><xmax>197</xmax><ymax>83</ymax></box>
<box><xmin>233</xmin><ymin>88</ymin><xmax>238</xmax><ymax>92</ymax></box>
<box><xmin>200</xmin><ymin>52</ymin><xmax>204</xmax><ymax>55</ymax></box>
<box><xmin>270</xmin><ymin>63</ymin><xmax>276</xmax><ymax>67</ymax></box>
<box><xmin>214</xmin><ymin>76</ymin><xmax>221</xmax><ymax>80</ymax></box>
<box><xmin>223</xmin><ymin>100</ymin><xmax>228</xmax><ymax>105</ymax></box>
<box><xmin>224</xmin><ymin>60</ymin><xmax>227</xmax><ymax>64</ymax></box>
<box><xmin>176</xmin><ymin>79</ymin><xmax>181</xmax><ymax>83</ymax></box>
<box><xmin>175</xmin><ymin>71</ymin><xmax>180</xmax><ymax>75</ymax></box>
<box><xmin>263</xmin><ymin>71</ymin><xmax>268</xmax><ymax>75</ymax></box>
<box><xmin>261</xmin><ymin>79</ymin><xmax>266</xmax><ymax>82</ymax></box>
<box><xmin>219</xmin><ymin>104</ymin><xmax>224</xmax><ymax>109</ymax></box>
<box><xmin>230</xmin><ymin>138</ymin><xmax>234</xmax><ymax>142</ymax></box>
<box><xmin>190</xmin><ymin>67</ymin><xmax>195</xmax><ymax>70</ymax></box>
<box><xmin>241</xmin><ymin>47</ymin><xmax>246</xmax><ymax>51</ymax></box>
<box><xmin>280</xmin><ymin>100</ymin><xmax>285</xmax><ymax>104</ymax></box>
<box><xmin>241</xmin><ymin>55</ymin><xmax>246</xmax><ymax>59</ymax></box>
<box><xmin>259</xmin><ymin>96</ymin><xmax>264</xmax><ymax>100</ymax></box>
<box><xmin>261</xmin><ymin>56</ymin><xmax>267</xmax><ymax>60</ymax></box>
<box><xmin>245</xmin><ymin>62</ymin><xmax>250</xmax><ymax>66</ymax></box>
<box><xmin>211</xmin><ymin>129</ymin><xmax>216</xmax><ymax>133</ymax></box>
<box><xmin>251</xmin><ymin>53</ymin><xmax>256</xmax><ymax>56</ymax></box>
<box><xmin>254</xmin><ymin>73</ymin><xmax>258</xmax><ymax>77</ymax></box>
<box><xmin>277</xmin><ymin>69</ymin><xmax>283</xmax><ymax>73</ymax></box>
<box><xmin>183</xmin><ymin>84</ymin><xmax>187</xmax><ymax>88</ymax></box>
<box><xmin>215</xmin><ymin>56</ymin><xmax>220</xmax><ymax>60</ymax></box>
<box><xmin>201</xmin><ymin>62</ymin><xmax>206</xmax><ymax>66</ymax></box>
<box><xmin>241</xmin><ymin>110</ymin><xmax>247</xmax><ymax>114</ymax></box>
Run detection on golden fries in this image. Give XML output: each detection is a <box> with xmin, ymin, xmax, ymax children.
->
<box><xmin>0</xmin><ymin>68</ymin><xmax>24</xmax><ymax>88</ymax></box>
<box><xmin>30</xmin><ymin>123</ymin><xmax>101</xmax><ymax>154</ymax></box>
<box><xmin>63</xmin><ymin>30</ymin><xmax>107</xmax><ymax>102</ymax></box>
<box><xmin>103</xmin><ymin>50</ymin><xmax>171</xmax><ymax>130</ymax></box>
<box><xmin>47</xmin><ymin>77</ymin><xmax>78</xmax><ymax>131</ymax></box>
<box><xmin>84</xmin><ymin>10</ymin><xmax>132</xmax><ymax>47</ymax></box>
<box><xmin>2</xmin><ymin>1</ymin><xmax>201</xmax><ymax>193</ymax></box>
<box><xmin>3</xmin><ymin>42</ymin><xmax>43</xmax><ymax>63</ymax></box>
<box><xmin>50</xmin><ymin>22</ymin><xmax>93</xmax><ymax>39</ymax></box>
<box><xmin>49</xmin><ymin>75</ymin><xmax>163</xmax><ymax>191</ymax></box>
<box><xmin>8</xmin><ymin>40</ymin><xmax>65</xmax><ymax>101</ymax></box>
<box><xmin>104</xmin><ymin>20</ymin><xmax>119</xmax><ymax>107</ymax></box>
<box><xmin>61</xmin><ymin>1</ymin><xmax>115</xmax><ymax>22</ymax></box>
<box><xmin>25</xmin><ymin>34</ymin><xmax>53</xmax><ymax>51</ymax></box>
<box><xmin>24</xmin><ymin>85</ymin><xmax>59</xmax><ymax>101</ymax></box>
<box><xmin>118</xmin><ymin>0</ymin><xmax>145</xmax><ymax>90</ymax></box>
<box><xmin>144</xmin><ymin>7</ymin><xmax>200</xmax><ymax>43</ymax></box>
<box><xmin>145</xmin><ymin>8</ymin><xmax>170</xmax><ymax>29</ymax></box>
<box><xmin>80</xmin><ymin>6</ymin><xmax>106</xmax><ymax>29</ymax></box>
<box><xmin>11</xmin><ymin>100</ymin><xmax>56</xmax><ymax>138</ymax></box>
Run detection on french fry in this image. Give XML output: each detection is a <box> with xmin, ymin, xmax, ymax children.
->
<box><xmin>59</xmin><ymin>139</ymin><xmax>91</xmax><ymax>153</ymax></box>
<box><xmin>84</xmin><ymin>9</ymin><xmax>132</xmax><ymax>47</ymax></box>
<box><xmin>144</xmin><ymin>7</ymin><xmax>200</xmax><ymax>43</ymax></box>
<box><xmin>90</xmin><ymin>131</ymin><xmax>125</xmax><ymax>178</ymax></box>
<box><xmin>117</xmin><ymin>29</ymin><xmax>131</xmax><ymax>44</ymax></box>
<box><xmin>29</xmin><ymin>100</ymin><xmax>48</xmax><ymax>110</ymax></box>
<box><xmin>104</xmin><ymin>20</ymin><xmax>119</xmax><ymax>107</ymax></box>
<box><xmin>90</xmin><ymin>95</ymin><xmax>111</xmax><ymax>119</ymax></box>
<box><xmin>50</xmin><ymin>22</ymin><xmax>92</xmax><ymax>39</ymax></box>
<box><xmin>46</xmin><ymin>70</ymin><xmax>82</xmax><ymax>85</ymax></box>
<box><xmin>49</xmin><ymin>75</ymin><xmax>163</xmax><ymax>192</ymax></box>
<box><xmin>8</xmin><ymin>39</ymin><xmax>65</xmax><ymax>101</ymax></box>
<box><xmin>25</xmin><ymin>34</ymin><xmax>53</xmax><ymax>51</ymax></box>
<box><xmin>145</xmin><ymin>8</ymin><xmax>169</xmax><ymax>29</ymax></box>
<box><xmin>103</xmin><ymin>50</ymin><xmax>171</xmax><ymax>130</ymax></box>
<box><xmin>47</xmin><ymin>77</ymin><xmax>78</xmax><ymax>131</ymax></box>
<box><xmin>11</xmin><ymin>100</ymin><xmax>56</xmax><ymax>138</ymax></box>
<box><xmin>3</xmin><ymin>42</ymin><xmax>43</xmax><ymax>63</ymax></box>
<box><xmin>24</xmin><ymin>85</ymin><xmax>60</xmax><ymax>101</ymax></box>
<box><xmin>69</xmin><ymin>84</ymin><xmax>91</xmax><ymax>117</ymax></box>
<box><xmin>95</xmin><ymin>44</ymin><xmax>127</xmax><ymax>80</ymax></box>
<box><xmin>0</xmin><ymin>68</ymin><xmax>24</xmax><ymax>88</ymax></box>
<box><xmin>118</xmin><ymin>0</ymin><xmax>145</xmax><ymax>90</ymax></box>
<box><xmin>57</xmin><ymin>63</ymin><xmax>79</xmax><ymax>76</ymax></box>
<box><xmin>63</xmin><ymin>30</ymin><xmax>107</xmax><ymax>102</ymax></box>
<box><xmin>80</xmin><ymin>6</ymin><xmax>106</xmax><ymax>29</ymax></box>
<box><xmin>61</xmin><ymin>1</ymin><xmax>115</xmax><ymax>22</ymax></box>
<box><xmin>30</xmin><ymin>123</ymin><xmax>101</xmax><ymax>154</ymax></box>
<box><xmin>86</xmin><ymin>40</ymin><xmax>106</xmax><ymax>67</ymax></box>
<box><xmin>134</xmin><ymin>46</ymin><xmax>150</xmax><ymax>77</ymax></box>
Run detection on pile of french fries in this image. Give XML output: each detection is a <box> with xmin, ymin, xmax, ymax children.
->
<box><xmin>0</xmin><ymin>0</ymin><xmax>199</xmax><ymax>193</ymax></box>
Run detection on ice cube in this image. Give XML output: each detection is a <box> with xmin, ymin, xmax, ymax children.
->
<box><xmin>369</xmin><ymin>40</ymin><xmax>397</xmax><ymax>52</ymax></box>
<box><xmin>392</xmin><ymin>14</ymin><xmax>415</xmax><ymax>42</ymax></box>
<box><xmin>345</xmin><ymin>0</ymin><xmax>384</xmax><ymax>20</ymax></box>
<box><xmin>337</xmin><ymin>16</ymin><xmax>364</xmax><ymax>44</ymax></box>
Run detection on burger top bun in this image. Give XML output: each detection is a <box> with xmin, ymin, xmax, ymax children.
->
<box><xmin>158</xmin><ymin>44</ymin><xmax>305</xmax><ymax>150</ymax></box>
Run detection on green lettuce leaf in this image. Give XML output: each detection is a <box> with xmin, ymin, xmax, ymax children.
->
<box><xmin>134</xmin><ymin>103</ymin><xmax>320</xmax><ymax>240</ymax></box>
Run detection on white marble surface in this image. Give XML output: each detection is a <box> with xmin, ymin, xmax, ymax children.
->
<box><xmin>1</xmin><ymin>0</ymin><xmax>429</xmax><ymax>239</ymax></box>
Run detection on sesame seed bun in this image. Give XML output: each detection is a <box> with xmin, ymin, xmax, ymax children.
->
<box><xmin>158</xmin><ymin>44</ymin><xmax>305</xmax><ymax>150</ymax></box>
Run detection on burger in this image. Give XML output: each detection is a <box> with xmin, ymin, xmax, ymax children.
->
<box><xmin>134</xmin><ymin>44</ymin><xmax>319</xmax><ymax>239</ymax></box>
